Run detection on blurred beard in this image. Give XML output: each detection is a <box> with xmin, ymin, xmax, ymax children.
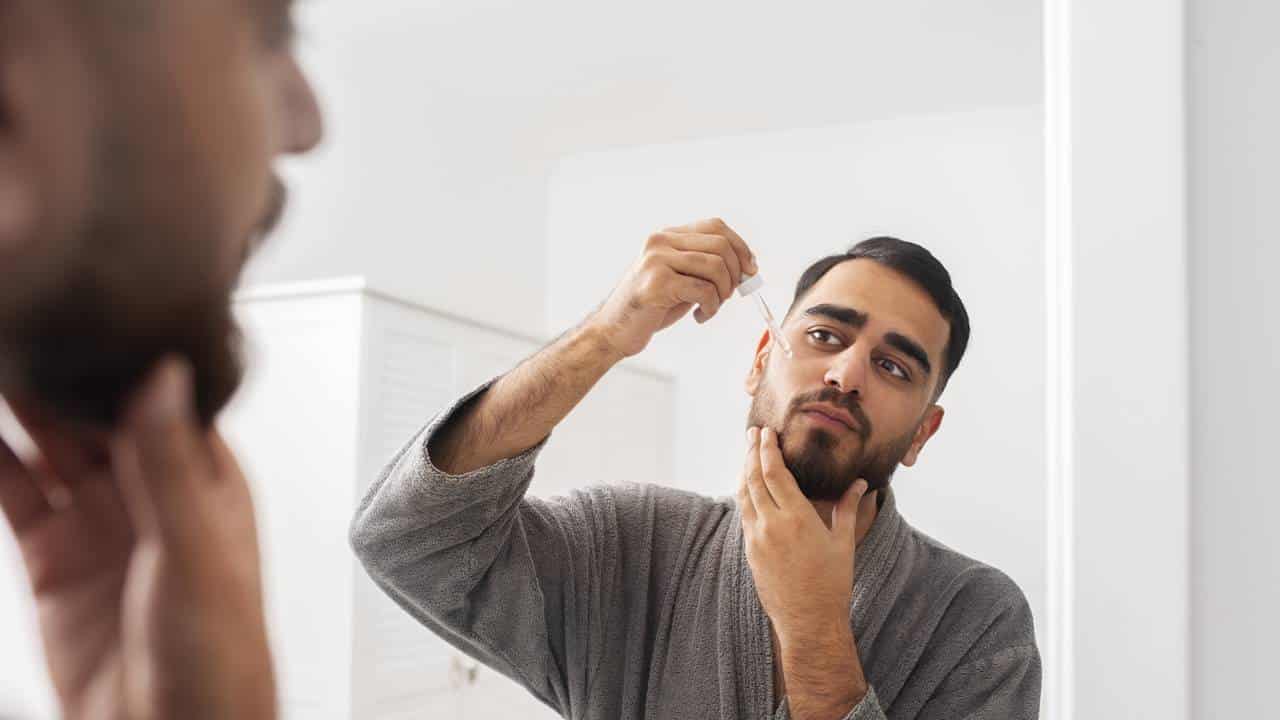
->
<box><xmin>11</xmin><ymin>275</ymin><xmax>243</xmax><ymax>428</ymax></box>
<box><xmin>0</xmin><ymin>142</ymin><xmax>286</xmax><ymax>429</ymax></box>
<box><xmin>747</xmin><ymin>384</ymin><xmax>917</xmax><ymax>502</ymax></box>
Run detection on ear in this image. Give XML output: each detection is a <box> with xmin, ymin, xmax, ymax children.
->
<box><xmin>743</xmin><ymin>329</ymin><xmax>773</xmax><ymax>397</ymax></box>
<box><xmin>901</xmin><ymin>405</ymin><xmax>945</xmax><ymax>467</ymax></box>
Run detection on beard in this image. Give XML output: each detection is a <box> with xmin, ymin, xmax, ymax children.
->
<box><xmin>747</xmin><ymin>383</ymin><xmax>918</xmax><ymax>502</ymax></box>
<box><xmin>9</xmin><ymin>274</ymin><xmax>244</xmax><ymax>428</ymax></box>
<box><xmin>0</xmin><ymin>139</ymin><xmax>286</xmax><ymax>429</ymax></box>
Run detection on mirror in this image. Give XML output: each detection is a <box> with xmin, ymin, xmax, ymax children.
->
<box><xmin>1</xmin><ymin>2</ymin><xmax>1049</xmax><ymax>718</ymax></box>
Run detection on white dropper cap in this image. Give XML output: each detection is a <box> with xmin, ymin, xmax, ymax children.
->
<box><xmin>737</xmin><ymin>273</ymin><xmax>765</xmax><ymax>297</ymax></box>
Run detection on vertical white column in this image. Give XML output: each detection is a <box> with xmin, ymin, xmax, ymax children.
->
<box><xmin>1044</xmin><ymin>0</ymin><xmax>1190</xmax><ymax>718</ymax></box>
<box><xmin>1042</xmin><ymin>1</ymin><xmax>1075</xmax><ymax>716</ymax></box>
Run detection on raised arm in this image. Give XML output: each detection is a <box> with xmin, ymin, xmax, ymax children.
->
<box><xmin>431</xmin><ymin>217</ymin><xmax>757</xmax><ymax>475</ymax></box>
<box><xmin>351</xmin><ymin>219</ymin><xmax>757</xmax><ymax>713</ymax></box>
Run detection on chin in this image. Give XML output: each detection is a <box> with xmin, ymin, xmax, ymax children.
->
<box><xmin>13</xmin><ymin>277</ymin><xmax>244</xmax><ymax>428</ymax></box>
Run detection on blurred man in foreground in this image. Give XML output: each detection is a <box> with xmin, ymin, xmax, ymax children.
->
<box><xmin>0</xmin><ymin>1</ymin><xmax>321</xmax><ymax>717</ymax></box>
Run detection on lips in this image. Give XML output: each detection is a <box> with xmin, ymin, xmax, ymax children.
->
<box><xmin>801</xmin><ymin>404</ymin><xmax>860</xmax><ymax>433</ymax></box>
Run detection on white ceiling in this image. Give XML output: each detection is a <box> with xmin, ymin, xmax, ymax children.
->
<box><xmin>303</xmin><ymin>0</ymin><xmax>1041</xmax><ymax>163</ymax></box>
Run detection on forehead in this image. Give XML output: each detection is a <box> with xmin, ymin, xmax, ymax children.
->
<box><xmin>800</xmin><ymin>259</ymin><xmax>951</xmax><ymax>359</ymax></box>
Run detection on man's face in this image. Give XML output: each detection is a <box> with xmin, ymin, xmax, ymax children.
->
<box><xmin>0</xmin><ymin>0</ymin><xmax>323</xmax><ymax>425</ymax></box>
<box><xmin>745</xmin><ymin>259</ymin><xmax>950</xmax><ymax>501</ymax></box>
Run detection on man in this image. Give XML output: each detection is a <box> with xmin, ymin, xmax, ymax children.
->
<box><xmin>351</xmin><ymin>221</ymin><xmax>1041</xmax><ymax>719</ymax></box>
<box><xmin>0</xmin><ymin>1</ymin><xmax>321</xmax><ymax>718</ymax></box>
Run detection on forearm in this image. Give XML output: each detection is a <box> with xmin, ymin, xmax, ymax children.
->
<box><xmin>429</xmin><ymin>218</ymin><xmax>754</xmax><ymax>475</ymax></box>
<box><xmin>779</xmin><ymin>624</ymin><xmax>869</xmax><ymax>720</ymax></box>
<box><xmin>429</xmin><ymin>316</ymin><xmax>622</xmax><ymax>475</ymax></box>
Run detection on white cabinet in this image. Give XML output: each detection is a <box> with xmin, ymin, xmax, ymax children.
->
<box><xmin>221</xmin><ymin>279</ymin><xmax>674</xmax><ymax>720</ymax></box>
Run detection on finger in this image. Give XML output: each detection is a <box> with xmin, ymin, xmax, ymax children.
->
<box><xmin>669</xmin><ymin>218</ymin><xmax>757</xmax><ymax>278</ymax></box>
<box><xmin>206</xmin><ymin>431</ymin><xmax>243</xmax><ymax>483</ymax></box>
<box><xmin>669</xmin><ymin>273</ymin><xmax>723</xmax><ymax>324</ymax></box>
<box><xmin>744</xmin><ymin>427</ymin><xmax>778</xmax><ymax>511</ymax></box>
<box><xmin>0</xmin><ymin>399</ymin><xmax>77</xmax><ymax>514</ymax></box>
<box><xmin>757</xmin><ymin>427</ymin><xmax>805</xmax><ymax>510</ymax></box>
<box><xmin>738</xmin><ymin>427</ymin><xmax>759</xmax><ymax>524</ymax></box>
<box><xmin>704</xmin><ymin>218</ymin><xmax>757</xmax><ymax>278</ymax></box>
<box><xmin>206</xmin><ymin>431</ymin><xmax>254</xmax><ymax>505</ymax></box>
<box><xmin>0</xmin><ymin>434</ymin><xmax>50</xmax><ymax>535</ymax></box>
<box><xmin>4</xmin><ymin>395</ymin><xmax>103</xmax><ymax>485</ymax></box>
<box><xmin>659</xmin><ymin>302</ymin><xmax>695</xmax><ymax>331</ymax></box>
<box><xmin>207</xmin><ymin>430</ymin><xmax>263</xmax><ymax>553</ymax></box>
<box><xmin>833</xmin><ymin>479</ymin><xmax>870</xmax><ymax>544</ymax></box>
<box><xmin>656</xmin><ymin>247</ymin><xmax>734</xmax><ymax>302</ymax></box>
<box><xmin>737</xmin><ymin>477</ymin><xmax>757</xmax><ymax>527</ymax></box>
<box><xmin>111</xmin><ymin>358</ymin><xmax>212</xmax><ymax>537</ymax></box>
<box><xmin>657</xmin><ymin>230</ymin><xmax>746</xmax><ymax>286</ymax></box>
<box><xmin>109</xmin><ymin>427</ymin><xmax>159</xmax><ymax>536</ymax></box>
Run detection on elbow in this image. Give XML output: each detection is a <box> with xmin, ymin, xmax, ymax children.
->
<box><xmin>347</xmin><ymin>493</ymin><xmax>434</xmax><ymax>584</ymax></box>
<box><xmin>348</xmin><ymin>503</ymin><xmax>383</xmax><ymax>573</ymax></box>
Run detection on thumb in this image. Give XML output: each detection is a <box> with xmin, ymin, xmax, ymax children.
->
<box><xmin>833</xmin><ymin>479</ymin><xmax>869</xmax><ymax>544</ymax></box>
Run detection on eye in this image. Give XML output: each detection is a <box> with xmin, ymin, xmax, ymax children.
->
<box><xmin>877</xmin><ymin>357</ymin><xmax>909</xmax><ymax>381</ymax></box>
<box><xmin>806</xmin><ymin>328</ymin><xmax>844</xmax><ymax>348</ymax></box>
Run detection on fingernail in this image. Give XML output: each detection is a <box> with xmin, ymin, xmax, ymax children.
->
<box><xmin>145</xmin><ymin>358</ymin><xmax>191</xmax><ymax>422</ymax></box>
<box><xmin>856</xmin><ymin>479</ymin><xmax>869</xmax><ymax>494</ymax></box>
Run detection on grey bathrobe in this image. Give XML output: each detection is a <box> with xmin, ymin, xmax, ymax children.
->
<box><xmin>350</xmin><ymin>383</ymin><xmax>1041</xmax><ymax>719</ymax></box>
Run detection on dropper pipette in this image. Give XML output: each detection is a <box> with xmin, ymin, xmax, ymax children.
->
<box><xmin>737</xmin><ymin>274</ymin><xmax>794</xmax><ymax>358</ymax></box>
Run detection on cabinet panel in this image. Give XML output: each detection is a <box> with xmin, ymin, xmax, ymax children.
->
<box><xmin>219</xmin><ymin>283</ymin><xmax>675</xmax><ymax>720</ymax></box>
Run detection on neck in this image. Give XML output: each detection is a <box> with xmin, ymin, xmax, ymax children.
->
<box><xmin>810</xmin><ymin>489</ymin><xmax>881</xmax><ymax>545</ymax></box>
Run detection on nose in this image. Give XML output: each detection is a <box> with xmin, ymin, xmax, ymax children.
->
<box><xmin>823</xmin><ymin>344</ymin><xmax>869</xmax><ymax>398</ymax></box>
<box><xmin>277</xmin><ymin>57</ymin><xmax>324</xmax><ymax>156</ymax></box>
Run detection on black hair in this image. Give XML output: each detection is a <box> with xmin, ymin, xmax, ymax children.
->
<box><xmin>788</xmin><ymin>237</ymin><xmax>971</xmax><ymax>396</ymax></box>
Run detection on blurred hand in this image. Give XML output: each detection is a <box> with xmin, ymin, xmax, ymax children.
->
<box><xmin>0</xmin><ymin>359</ymin><xmax>275</xmax><ymax>720</ymax></box>
<box><xmin>588</xmin><ymin>217</ymin><xmax>758</xmax><ymax>359</ymax></box>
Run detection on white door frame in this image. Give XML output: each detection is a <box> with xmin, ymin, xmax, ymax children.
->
<box><xmin>1043</xmin><ymin>1</ymin><xmax>1190</xmax><ymax>718</ymax></box>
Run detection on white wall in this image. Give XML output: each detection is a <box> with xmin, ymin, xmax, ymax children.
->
<box><xmin>545</xmin><ymin>106</ymin><xmax>1047</xmax><ymax>662</ymax></box>
<box><xmin>1188</xmin><ymin>0</ymin><xmax>1279</xmax><ymax>715</ymax></box>
<box><xmin>243</xmin><ymin>2</ymin><xmax>551</xmax><ymax>338</ymax></box>
<box><xmin>241</xmin><ymin>0</ymin><xmax>1039</xmax><ymax>342</ymax></box>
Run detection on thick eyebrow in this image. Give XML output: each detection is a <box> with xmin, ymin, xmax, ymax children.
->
<box><xmin>884</xmin><ymin>332</ymin><xmax>933</xmax><ymax>378</ymax></box>
<box><xmin>802</xmin><ymin>303</ymin><xmax>934</xmax><ymax>378</ymax></box>
<box><xmin>802</xmin><ymin>303</ymin><xmax>868</xmax><ymax>329</ymax></box>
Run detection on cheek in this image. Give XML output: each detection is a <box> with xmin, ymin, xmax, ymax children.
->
<box><xmin>768</xmin><ymin>349</ymin><xmax>824</xmax><ymax>390</ymax></box>
<box><xmin>224</xmin><ymin>60</ymin><xmax>275</xmax><ymax>201</ymax></box>
<box><xmin>867</xmin><ymin>401</ymin><xmax>920</xmax><ymax>446</ymax></box>
<box><xmin>759</xmin><ymin>367</ymin><xmax>795</xmax><ymax>412</ymax></box>
<box><xmin>180</xmin><ymin>28</ymin><xmax>275</xmax><ymax>218</ymax></box>
<box><xmin>750</xmin><ymin>372</ymin><xmax>794</xmax><ymax>432</ymax></box>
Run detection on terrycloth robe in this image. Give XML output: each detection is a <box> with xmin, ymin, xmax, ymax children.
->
<box><xmin>350</xmin><ymin>383</ymin><xmax>1041</xmax><ymax>719</ymax></box>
